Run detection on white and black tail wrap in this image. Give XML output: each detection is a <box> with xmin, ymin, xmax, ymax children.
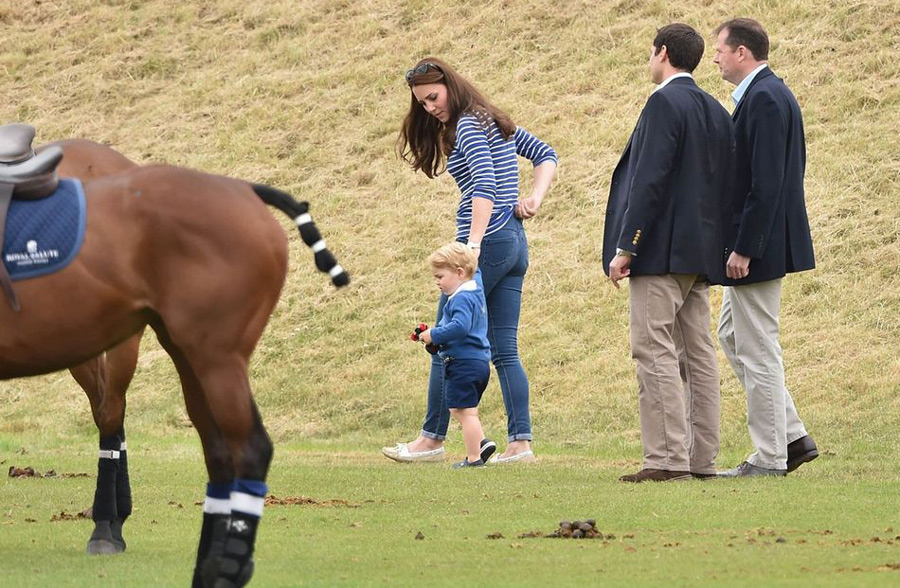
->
<box><xmin>251</xmin><ymin>183</ymin><xmax>349</xmax><ymax>288</ymax></box>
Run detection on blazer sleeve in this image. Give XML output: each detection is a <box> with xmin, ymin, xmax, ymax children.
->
<box><xmin>616</xmin><ymin>92</ymin><xmax>681</xmax><ymax>254</ymax></box>
<box><xmin>734</xmin><ymin>92</ymin><xmax>787</xmax><ymax>258</ymax></box>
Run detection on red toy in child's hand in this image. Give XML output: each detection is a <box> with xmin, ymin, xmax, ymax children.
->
<box><xmin>410</xmin><ymin>323</ymin><xmax>438</xmax><ymax>355</ymax></box>
<box><xmin>410</xmin><ymin>323</ymin><xmax>428</xmax><ymax>341</ymax></box>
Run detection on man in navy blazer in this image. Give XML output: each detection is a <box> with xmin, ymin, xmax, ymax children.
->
<box><xmin>603</xmin><ymin>23</ymin><xmax>734</xmax><ymax>483</ymax></box>
<box><xmin>713</xmin><ymin>18</ymin><xmax>819</xmax><ymax>478</ymax></box>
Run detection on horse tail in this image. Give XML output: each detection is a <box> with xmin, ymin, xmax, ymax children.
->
<box><xmin>250</xmin><ymin>183</ymin><xmax>349</xmax><ymax>288</ymax></box>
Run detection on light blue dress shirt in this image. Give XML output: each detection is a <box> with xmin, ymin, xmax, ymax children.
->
<box><xmin>732</xmin><ymin>63</ymin><xmax>769</xmax><ymax>106</ymax></box>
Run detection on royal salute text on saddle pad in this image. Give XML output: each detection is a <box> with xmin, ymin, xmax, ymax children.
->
<box><xmin>2</xmin><ymin>179</ymin><xmax>86</xmax><ymax>280</ymax></box>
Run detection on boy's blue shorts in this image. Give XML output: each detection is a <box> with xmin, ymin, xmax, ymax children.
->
<box><xmin>443</xmin><ymin>358</ymin><xmax>490</xmax><ymax>409</ymax></box>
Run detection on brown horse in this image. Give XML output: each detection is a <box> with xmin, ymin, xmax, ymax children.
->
<box><xmin>45</xmin><ymin>138</ymin><xmax>145</xmax><ymax>556</ymax></box>
<box><xmin>0</xmin><ymin>144</ymin><xmax>348</xmax><ymax>588</ymax></box>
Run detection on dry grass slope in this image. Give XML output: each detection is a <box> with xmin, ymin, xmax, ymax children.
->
<box><xmin>1</xmin><ymin>0</ymin><xmax>898</xmax><ymax>461</ymax></box>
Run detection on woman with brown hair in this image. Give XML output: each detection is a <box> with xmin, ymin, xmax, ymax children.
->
<box><xmin>383</xmin><ymin>57</ymin><xmax>557</xmax><ymax>464</ymax></box>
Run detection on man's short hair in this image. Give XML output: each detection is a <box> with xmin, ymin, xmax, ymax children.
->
<box><xmin>715</xmin><ymin>18</ymin><xmax>769</xmax><ymax>61</ymax></box>
<box><xmin>653</xmin><ymin>23</ymin><xmax>705</xmax><ymax>73</ymax></box>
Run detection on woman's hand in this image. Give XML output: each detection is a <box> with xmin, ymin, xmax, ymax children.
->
<box><xmin>515</xmin><ymin>195</ymin><xmax>542</xmax><ymax>219</ymax></box>
<box><xmin>516</xmin><ymin>160</ymin><xmax>556</xmax><ymax>219</ymax></box>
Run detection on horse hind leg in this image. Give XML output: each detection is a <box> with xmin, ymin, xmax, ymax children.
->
<box><xmin>156</xmin><ymin>335</ymin><xmax>265</xmax><ymax>588</ymax></box>
<box><xmin>177</xmin><ymin>368</ymin><xmax>237</xmax><ymax>588</ymax></box>
<box><xmin>189</xmin><ymin>362</ymin><xmax>272</xmax><ymax>588</ymax></box>
<box><xmin>202</xmin><ymin>395</ymin><xmax>271</xmax><ymax>588</ymax></box>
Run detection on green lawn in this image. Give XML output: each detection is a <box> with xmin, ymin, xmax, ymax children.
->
<box><xmin>2</xmin><ymin>434</ymin><xmax>898</xmax><ymax>587</ymax></box>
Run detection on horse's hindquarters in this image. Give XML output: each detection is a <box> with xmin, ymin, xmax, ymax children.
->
<box><xmin>121</xmin><ymin>167</ymin><xmax>289</xmax><ymax>358</ymax></box>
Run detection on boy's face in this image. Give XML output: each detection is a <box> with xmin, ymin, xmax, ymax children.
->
<box><xmin>432</xmin><ymin>266</ymin><xmax>467</xmax><ymax>296</ymax></box>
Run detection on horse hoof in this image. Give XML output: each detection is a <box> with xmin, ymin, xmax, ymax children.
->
<box><xmin>86</xmin><ymin>520</ymin><xmax>126</xmax><ymax>555</ymax></box>
<box><xmin>110</xmin><ymin>518</ymin><xmax>127</xmax><ymax>550</ymax></box>
<box><xmin>86</xmin><ymin>538</ymin><xmax>125</xmax><ymax>555</ymax></box>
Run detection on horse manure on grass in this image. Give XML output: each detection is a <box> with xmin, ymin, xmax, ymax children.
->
<box><xmin>50</xmin><ymin>510</ymin><xmax>91</xmax><ymax>522</ymax></box>
<box><xmin>7</xmin><ymin>466</ymin><xmax>89</xmax><ymax>478</ymax></box>
<box><xmin>517</xmin><ymin>519</ymin><xmax>608</xmax><ymax>540</ymax></box>
<box><xmin>265</xmin><ymin>495</ymin><xmax>360</xmax><ymax>508</ymax></box>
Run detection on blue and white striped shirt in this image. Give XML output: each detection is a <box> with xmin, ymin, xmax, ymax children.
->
<box><xmin>447</xmin><ymin>114</ymin><xmax>557</xmax><ymax>241</ymax></box>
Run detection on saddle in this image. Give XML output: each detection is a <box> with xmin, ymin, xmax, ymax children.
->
<box><xmin>0</xmin><ymin>123</ymin><xmax>65</xmax><ymax>312</ymax></box>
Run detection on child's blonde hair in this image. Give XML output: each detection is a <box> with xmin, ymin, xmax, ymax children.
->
<box><xmin>428</xmin><ymin>242</ymin><xmax>478</xmax><ymax>278</ymax></box>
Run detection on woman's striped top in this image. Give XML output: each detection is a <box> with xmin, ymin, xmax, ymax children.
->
<box><xmin>447</xmin><ymin>114</ymin><xmax>557</xmax><ymax>241</ymax></box>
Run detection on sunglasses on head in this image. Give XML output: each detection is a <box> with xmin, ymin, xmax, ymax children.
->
<box><xmin>405</xmin><ymin>62</ymin><xmax>441</xmax><ymax>84</ymax></box>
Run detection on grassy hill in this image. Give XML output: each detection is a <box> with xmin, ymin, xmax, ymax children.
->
<box><xmin>1</xmin><ymin>0</ymin><xmax>898</xmax><ymax>465</ymax></box>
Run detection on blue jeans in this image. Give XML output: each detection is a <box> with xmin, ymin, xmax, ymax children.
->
<box><xmin>421</xmin><ymin>218</ymin><xmax>532</xmax><ymax>442</ymax></box>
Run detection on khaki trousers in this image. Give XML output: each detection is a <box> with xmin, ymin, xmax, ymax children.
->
<box><xmin>718</xmin><ymin>280</ymin><xmax>807</xmax><ymax>469</ymax></box>
<box><xmin>629</xmin><ymin>275</ymin><xmax>720</xmax><ymax>473</ymax></box>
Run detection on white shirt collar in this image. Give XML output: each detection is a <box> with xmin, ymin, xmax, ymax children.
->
<box><xmin>653</xmin><ymin>72</ymin><xmax>693</xmax><ymax>93</ymax></box>
<box><xmin>731</xmin><ymin>63</ymin><xmax>769</xmax><ymax>106</ymax></box>
<box><xmin>448</xmin><ymin>279</ymin><xmax>478</xmax><ymax>299</ymax></box>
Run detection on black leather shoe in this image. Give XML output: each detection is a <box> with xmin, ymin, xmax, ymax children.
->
<box><xmin>691</xmin><ymin>472</ymin><xmax>716</xmax><ymax>480</ymax></box>
<box><xmin>787</xmin><ymin>435</ymin><xmax>819</xmax><ymax>473</ymax></box>
<box><xmin>716</xmin><ymin>461</ymin><xmax>786</xmax><ymax>478</ymax></box>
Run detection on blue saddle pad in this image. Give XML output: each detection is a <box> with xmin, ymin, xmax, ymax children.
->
<box><xmin>3</xmin><ymin>178</ymin><xmax>87</xmax><ymax>281</ymax></box>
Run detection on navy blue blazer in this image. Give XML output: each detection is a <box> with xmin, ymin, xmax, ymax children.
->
<box><xmin>720</xmin><ymin>67</ymin><xmax>815</xmax><ymax>286</ymax></box>
<box><xmin>603</xmin><ymin>77</ymin><xmax>734</xmax><ymax>283</ymax></box>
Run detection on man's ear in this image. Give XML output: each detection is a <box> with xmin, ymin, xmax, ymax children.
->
<box><xmin>657</xmin><ymin>44</ymin><xmax>668</xmax><ymax>63</ymax></box>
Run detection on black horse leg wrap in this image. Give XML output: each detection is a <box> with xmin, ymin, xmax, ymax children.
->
<box><xmin>116</xmin><ymin>431</ymin><xmax>133</xmax><ymax>520</ymax></box>
<box><xmin>200</xmin><ymin>512</ymin><xmax>257</xmax><ymax>588</ymax></box>
<box><xmin>216</xmin><ymin>512</ymin><xmax>260</xmax><ymax>586</ymax></box>
<box><xmin>193</xmin><ymin>513</ymin><xmax>229</xmax><ymax>588</ymax></box>
<box><xmin>92</xmin><ymin>435</ymin><xmax>120</xmax><ymax>523</ymax></box>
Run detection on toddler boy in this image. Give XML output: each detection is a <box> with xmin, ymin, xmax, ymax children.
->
<box><xmin>418</xmin><ymin>242</ymin><xmax>496</xmax><ymax>468</ymax></box>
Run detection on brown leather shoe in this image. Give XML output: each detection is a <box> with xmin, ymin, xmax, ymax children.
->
<box><xmin>619</xmin><ymin>469</ymin><xmax>691</xmax><ymax>483</ymax></box>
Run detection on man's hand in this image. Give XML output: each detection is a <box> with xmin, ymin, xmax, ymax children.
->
<box><xmin>419</xmin><ymin>329</ymin><xmax>433</xmax><ymax>344</ymax></box>
<box><xmin>726</xmin><ymin>251</ymin><xmax>751</xmax><ymax>280</ymax></box>
<box><xmin>609</xmin><ymin>253</ymin><xmax>632</xmax><ymax>289</ymax></box>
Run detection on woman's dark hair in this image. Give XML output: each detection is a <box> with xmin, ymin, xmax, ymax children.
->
<box><xmin>397</xmin><ymin>57</ymin><xmax>515</xmax><ymax>178</ymax></box>
<box><xmin>715</xmin><ymin>18</ymin><xmax>769</xmax><ymax>61</ymax></box>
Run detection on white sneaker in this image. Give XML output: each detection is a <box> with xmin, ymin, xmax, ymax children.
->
<box><xmin>488</xmin><ymin>450</ymin><xmax>536</xmax><ymax>465</ymax></box>
<box><xmin>381</xmin><ymin>443</ymin><xmax>445</xmax><ymax>463</ymax></box>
